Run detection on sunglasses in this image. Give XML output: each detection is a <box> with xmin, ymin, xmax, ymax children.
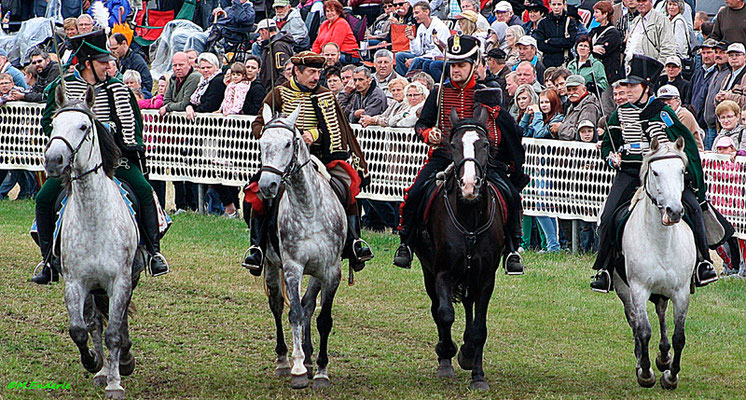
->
<box><xmin>31</xmin><ymin>60</ymin><xmax>44</xmax><ymax>65</ymax></box>
<box><xmin>394</xmin><ymin>2</ymin><xmax>407</xmax><ymax>6</ymax></box>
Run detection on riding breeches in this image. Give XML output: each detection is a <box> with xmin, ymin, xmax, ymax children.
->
<box><xmin>485</xmin><ymin>165</ymin><xmax>523</xmax><ymax>253</ymax></box>
<box><xmin>35</xmin><ymin>157</ymin><xmax>155</xmax><ymax>257</ymax></box>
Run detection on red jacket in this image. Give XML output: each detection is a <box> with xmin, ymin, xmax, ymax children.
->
<box><xmin>312</xmin><ymin>17</ymin><xmax>359</xmax><ymax>54</ymax></box>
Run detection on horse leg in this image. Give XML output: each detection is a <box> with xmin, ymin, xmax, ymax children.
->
<box><xmin>434</xmin><ymin>272</ymin><xmax>458</xmax><ymax>377</ymax></box>
<box><xmin>90</xmin><ymin>295</ymin><xmax>109</xmax><ymax>386</ymax></box>
<box><xmin>284</xmin><ymin>266</ymin><xmax>308</xmax><ymax>389</ymax></box>
<box><xmin>654</xmin><ymin>298</ymin><xmax>672</xmax><ymax>372</ymax></box>
<box><xmin>661</xmin><ymin>291</ymin><xmax>689</xmax><ymax>390</ymax></box>
<box><xmin>266</xmin><ymin>265</ymin><xmax>290</xmax><ymax>377</ymax></box>
<box><xmin>615</xmin><ymin>274</ymin><xmax>641</xmax><ymax>365</ymax></box>
<box><xmin>467</xmin><ymin>275</ymin><xmax>495</xmax><ymax>391</ymax></box>
<box><xmin>312</xmin><ymin>270</ymin><xmax>341</xmax><ymax>389</ymax></box>
<box><xmin>631</xmin><ymin>288</ymin><xmax>655</xmax><ymax>388</ymax></box>
<box><xmin>302</xmin><ymin>277</ymin><xmax>322</xmax><ymax>379</ymax></box>
<box><xmin>65</xmin><ymin>283</ymin><xmax>103</xmax><ymax>374</ymax></box>
<box><xmin>424</xmin><ymin>270</ymin><xmax>455</xmax><ymax>379</ymax></box>
<box><xmin>118</xmin><ymin>307</ymin><xmax>135</xmax><ymax>377</ymax></box>
<box><xmin>458</xmin><ymin>298</ymin><xmax>475</xmax><ymax>371</ymax></box>
<box><xmin>103</xmin><ymin>281</ymin><xmax>132</xmax><ymax>399</ymax></box>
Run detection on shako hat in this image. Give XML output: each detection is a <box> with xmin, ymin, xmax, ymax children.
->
<box><xmin>621</xmin><ymin>54</ymin><xmax>663</xmax><ymax>85</ymax></box>
<box><xmin>70</xmin><ymin>30</ymin><xmax>115</xmax><ymax>63</ymax></box>
<box><xmin>446</xmin><ymin>34</ymin><xmax>480</xmax><ymax>64</ymax></box>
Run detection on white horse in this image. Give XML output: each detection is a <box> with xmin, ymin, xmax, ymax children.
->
<box><xmin>613</xmin><ymin>137</ymin><xmax>697</xmax><ymax>390</ymax></box>
<box><xmin>44</xmin><ymin>86</ymin><xmax>143</xmax><ymax>399</ymax></box>
<box><xmin>257</xmin><ymin>104</ymin><xmax>346</xmax><ymax>389</ymax></box>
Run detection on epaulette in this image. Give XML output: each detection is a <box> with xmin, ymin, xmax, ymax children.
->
<box><xmin>660</xmin><ymin>110</ymin><xmax>674</xmax><ymax>127</ymax></box>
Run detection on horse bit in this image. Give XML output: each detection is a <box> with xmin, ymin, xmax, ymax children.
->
<box><xmin>259</xmin><ymin>120</ymin><xmax>311</xmax><ymax>183</ymax></box>
<box><xmin>46</xmin><ymin>108</ymin><xmax>102</xmax><ymax>181</ymax></box>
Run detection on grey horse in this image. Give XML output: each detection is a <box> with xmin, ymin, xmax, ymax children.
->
<box><xmin>257</xmin><ymin>104</ymin><xmax>346</xmax><ymax>389</ymax></box>
<box><xmin>44</xmin><ymin>85</ymin><xmax>144</xmax><ymax>399</ymax></box>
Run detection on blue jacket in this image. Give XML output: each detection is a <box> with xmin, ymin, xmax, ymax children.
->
<box><xmin>4</xmin><ymin>64</ymin><xmax>27</xmax><ymax>89</ymax></box>
<box><xmin>688</xmin><ymin>64</ymin><xmax>715</xmax><ymax>124</ymax></box>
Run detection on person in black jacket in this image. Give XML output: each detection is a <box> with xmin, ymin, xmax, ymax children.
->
<box><xmin>10</xmin><ymin>49</ymin><xmax>59</xmax><ymax>103</ymax></box>
<box><xmin>590</xmin><ymin>1</ymin><xmax>623</xmax><ymax>84</ymax></box>
<box><xmin>533</xmin><ymin>0</ymin><xmax>579</xmax><ymax>68</ymax></box>
<box><xmin>186</xmin><ymin>53</ymin><xmax>227</xmax><ymax>118</ymax></box>
<box><xmin>256</xmin><ymin>19</ymin><xmax>295</xmax><ymax>90</ymax></box>
<box><xmin>109</xmin><ymin>33</ymin><xmax>153</xmax><ymax>95</ymax></box>
<box><xmin>241</xmin><ymin>55</ymin><xmax>268</xmax><ymax>115</ymax></box>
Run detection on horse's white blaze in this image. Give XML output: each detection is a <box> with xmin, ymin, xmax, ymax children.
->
<box><xmin>647</xmin><ymin>159</ymin><xmax>686</xmax><ymax>224</ymax></box>
<box><xmin>461</xmin><ymin>130</ymin><xmax>479</xmax><ymax>199</ymax></box>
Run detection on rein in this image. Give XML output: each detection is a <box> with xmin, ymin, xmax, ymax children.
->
<box><xmin>46</xmin><ymin>108</ymin><xmax>102</xmax><ymax>181</ymax></box>
<box><xmin>643</xmin><ymin>152</ymin><xmax>685</xmax><ymax>209</ymax></box>
<box><xmin>260</xmin><ymin>121</ymin><xmax>311</xmax><ymax>183</ymax></box>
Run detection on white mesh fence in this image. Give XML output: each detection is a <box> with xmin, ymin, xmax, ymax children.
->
<box><xmin>1</xmin><ymin>102</ymin><xmax>744</xmax><ymax>238</ymax></box>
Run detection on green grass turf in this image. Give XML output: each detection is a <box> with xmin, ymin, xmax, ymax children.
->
<box><xmin>1</xmin><ymin>199</ymin><xmax>744</xmax><ymax>399</ymax></box>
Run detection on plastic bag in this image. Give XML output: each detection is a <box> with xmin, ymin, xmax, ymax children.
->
<box><xmin>149</xmin><ymin>19</ymin><xmax>205</xmax><ymax>80</ymax></box>
<box><xmin>15</xmin><ymin>18</ymin><xmax>54</xmax><ymax>65</ymax></box>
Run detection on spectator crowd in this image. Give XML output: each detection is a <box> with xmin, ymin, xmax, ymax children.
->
<box><xmin>1</xmin><ymin>0</ymin><xmax>745</xmax><ymax>266</ymax></box>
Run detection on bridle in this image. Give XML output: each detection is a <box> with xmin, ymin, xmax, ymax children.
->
<box><xmin>46</xmin><ymin>107</ymin><xmax>102</xmax><ymax>181</ymax></box>
<box><xmin>259</xmin><ymin>119</ymin><xmax>311</xmax><ymax>183</ymax></box>
<box><xmin>451</xmin><ymin>123</ymin><xmax>488</xmax><ymax>194</ymax></box>
<box><xmin>643</xmin><ymin>152</ymin><xmax>686</xmax><ymax>210</ymax></box>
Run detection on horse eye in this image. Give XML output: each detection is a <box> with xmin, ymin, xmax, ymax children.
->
<box><xmin>80</xmin><ymin>124</ymin><xmax>88</xmax><ymax>131</ymax></box>
<box><xmin>285</xmin><ymin>142</ymin><xmax>291</xmax><ymax>148</ymax></box>
<box><xmin>652</xmin><ymin>171</ymin><xmax>659</xmax><ymax>177</ymax></box>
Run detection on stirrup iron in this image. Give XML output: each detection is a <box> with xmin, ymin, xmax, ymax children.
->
<box><xmin>591</xmin><ymin>269</ymin><xmax>612</xmax><ymax>293</ymax></box>
<box><xmin>352</xmin><ymin>238</ymin><xmax>373</xmax><ymax>262</ymax></box>
<box><xmin>149</xmin><ymin>253</ymin><xmax>170</xmax><ymax>277</ymax></box>
<box><xmin>241</xmin><ymin>246</ymin><xmax>264</xmax><ymax>270</ymax></box>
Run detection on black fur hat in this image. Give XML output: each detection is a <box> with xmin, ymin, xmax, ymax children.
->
<box><xmin>473</xmin><ymin>87</ymin><xmax>503</xmax><ymax>109</ymax></box>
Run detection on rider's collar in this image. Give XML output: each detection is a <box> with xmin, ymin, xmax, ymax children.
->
<box><xmin>290</xmin><ymin>77</ymin><xmax>315</xmax><ymax>93</ymax></box>
<box><xmin>450</xmin><ymin>71</ymin><xmax>477</xmax><ymax>91</ymax></box>
<box><xmin>631</xmin><ymin>94</ymin><xmax>654</xmax><ymax>109</ymax></box>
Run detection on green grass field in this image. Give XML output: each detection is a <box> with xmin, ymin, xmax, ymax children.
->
<box><xmin>1</xmin><ymin>199</ymin><xmax>745</xmax><ymax>399</ymax></box>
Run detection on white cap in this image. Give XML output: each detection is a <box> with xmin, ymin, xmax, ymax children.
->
<box><xmin>657</xmin><ymin>84</ymin><xmax>680</xmax><ymax>99</ymax></box>
<box><xmin>255</xmin><ymin>18</ymin><xmax>277</xmax><ymax>32</ymax></box>
<box><xmin>578</xmin><ymin>120</ymin><xmax>595</xmax><ymax>130</ymax></box>
<box><xmin>664</xmin><ymin>55</ymin><xmax>681</xmax><ymax>67</ymax></box>
<box><xmin>516</xmin><ymin>35</ymin><xmax>537</xmax><ymax>48</ymax></box>
<box><xmin>727</xmin><ymin>42</ymin><xmax>746</xmax><ymax>54</ymax></box>
<box><xmin>495</xmin><ymin>1</ymin><xmax>513</xmax><ymax>12</ymax></box>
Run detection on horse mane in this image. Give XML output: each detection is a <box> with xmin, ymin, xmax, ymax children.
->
<box><xmin>639</xmin><ymin>140</ymin><xmax>688</xmax><ymax>184</ymax></box>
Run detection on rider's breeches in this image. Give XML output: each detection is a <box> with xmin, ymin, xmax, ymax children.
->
<box><xmin>593</xmin><ymin>167</ymin><xmax>640</xmax><ymax>271</ymax></box>
<box><xmin>35</xmin><ymin>158</ymin><xmax>155</xmax><ymax>257</ymax></box>
<box><xmin>398</xmin><ymin>149</ymin><xmax>452</xmax><ymax>243</ymax></box>
<box><xmin>485</xmin><ymin>166</ymin><xmax>523</xmax><ymax>253</ymax></box>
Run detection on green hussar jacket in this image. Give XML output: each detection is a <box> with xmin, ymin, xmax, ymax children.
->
<box><xmin>601</xmin><ymin>98</ymin><xmax>706</xmax><ymax>202</ymax></box>
<box><xmin>41</xmin><ymin>73</ymin><xmax>144</xmax><ymax>155</ymax></box>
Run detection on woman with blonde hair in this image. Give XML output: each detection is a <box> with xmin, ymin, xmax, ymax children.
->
<box><xmin>503</xmin><ymin>25</ymin><xmax>525</xmax><ymax>69</ymax></box>
<box><xmin>512</xmin><ymin>83</ymin><xmax>539</xmax><ymax>124</ymax></box>
<box><xmin>388</xmin><ymin>81</ymin><xmax>428</xmax><ymax>127</ymax></box>
<box><xmin>713</xmin><ymin>100</ymin><xmax>746</xmax><ymax>151</ymax></box>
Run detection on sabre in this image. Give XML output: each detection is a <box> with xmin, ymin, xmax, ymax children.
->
<box><xmin>431</xmin><ymin>31</ymin><xmax>449</xmax><ymax>144</ymax></box>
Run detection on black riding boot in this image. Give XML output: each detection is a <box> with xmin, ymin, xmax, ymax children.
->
<box><xmin>344</xmin><ymin>214</ymin><xmax>373</xmax><ymax>272</ymax></box>
<box><xmin>684</xmin><ymin>197</ymin><xmax>718</xmax><ymax>287</ymax></box>
<box><xmin>140</xmin><ymin>198</ymin><xmax>170</xmax><ymax>277</ymax></box>
<box><xmin>503</xmin><ymin>209</ymin><xmax>524</xmax><ymax>275</ymax></box>
<box><xmin>393</xmin><ymin>214</ymin><xmax>414</xmax><ymax>269</ymax></box>
<box><xmin>242</xmin><ymin>212</ymin><xmax>269</xmax><ymax>276</ymax></box>
<box><xmin>31</xmin><ymin>204</ymin><xmax>59</xmax><ymax>284</ymax></box>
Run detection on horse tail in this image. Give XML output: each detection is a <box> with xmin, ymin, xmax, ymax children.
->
<box><xmin>262</xmin><ymin>268</ymin><xmax>291</xmax><ymax>308</ymax></box>
<box><xmin>92</xmin><ymin>294</ymin><xmax>137</xmax><ymax>324</ymax></box>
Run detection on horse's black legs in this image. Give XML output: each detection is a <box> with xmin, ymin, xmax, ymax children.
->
<box><xmin>265</xmin><ymin>266</ymin><xmax>289</xmax><ymax>376</ymax></box>
<box><xmin>67</xmin><ymin>285</ymin><xmax>102</xmax><ymax>375</ymax></box>
<box><xmin>423</xmin><ymin>270</ymin><xmax>455</xmax><ymax>378</ymax></box>
<box><xmin>654</xmin><ymin>298</ymin><xmax>672</xmax><ymax>372</ymax></box>
<box><xmin>458</xmin><ymin>299</ymin><xmax>475</xmax><ymax>371</ymax></box>
<box><xmin>662</xmin><ymin>294</ymin><xmax>689</xmax><ymax>390</ymax></box>
<box><xmin>632</xmin><ymin>293</ymin><xmax>655</xmax><ymax>388</ymax></box>
<box><xmin>313</xmin><ymin>275</ymin><xmax>340</xmax><ymax>389</ymax></box>
<box><xmin>302</xmin><ymin>278</ymin><xmax>322</xmax><ymax>378</ymax></box>
<box><xmin>434</xmin><ymin>272</ymin><xmax>457</xmax><ymax>362</ymax></box>
<box><xmin>467</xmin><ymin>275</ymin><xmax>494</xmax><ymax>390</ymax></box>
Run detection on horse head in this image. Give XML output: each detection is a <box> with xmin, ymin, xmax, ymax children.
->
<box><xmin>641</xmin><ymin>136</ymin><xmax>688</xmax><ymax>226</ymax></box>
<box><xmin>45</xmin><ymin>84</ymin><xmax>120</xmax><ymax>180</ymax></box>
<box><xmin>448</xmin><ymin>106</ymin><xmax>490</xmax><ymax>201</ymax></box>
<box><xmin>258</xmin><ymin>103</ymin><xmax>305</xmax><ymax>199</ymax></box>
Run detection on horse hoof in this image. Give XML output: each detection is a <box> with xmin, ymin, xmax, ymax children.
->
<box><xmin>660</xmin><ymin>370</ymin><xmax>678</xmax><ymax>390</ymax></box>
<box><xmin>119</xmin><ymin>352</ymin><xmax>135</xmax><ymax>376</ymax></box>
<box><xmin>93</xmin><ymin>375</ymin><xmax>107</xmax><ymax>387</ymax></box>
<box><xmin>457</xmin><ymin>348</ymin><xmax>474</xmax><ymax>371</ymax></box>
<box><xmin>276</xmin><ymin>367</ymin><xmax>291</xmax><ymax>377</ymax></box>
<box><xmin>312</xmin><ymin>376</ymin><xmax>330</xmax><ymax>389</ymax></box>
<box><xmin>655</xmin><ymin>352</ymin><xmax>672</xmax><ymax>372</ymax></box>
<box><xmin>469</xmin><ymin>380</ymin><xmax>490</xmax><ymax>391</ymax></box>
<box><xmin>83</xmin><ymin>350</ymin><xmax>104</xmax><ymax>373</ymax></box>
<box><xmin>437</xmin><ymin>359</ymin><xmax>455</xmax><ymax>378</ymax></box>
<box><xmin>636</xmin><ymin>367</ymin><xmax>656</xmax><ymax>388</ymax></box>
<box><xmin>105</xmin><ymin>388</ymin><xmax>125</xmax><ymax>399</ymax></box>
<box><xmin>291</xmin><ymin>374</ymin><xmax>309</xmax><ymax>389</ymax></box>
<box><xmin>305</xmin><ymin>365</ymin><xmax>315</xmax><ymax>379</ymax></box>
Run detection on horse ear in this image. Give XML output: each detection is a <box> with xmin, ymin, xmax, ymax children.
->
<box><xmin>262</xmin><ymin>103</ymin><xmax>273</xmax><ymax>124</ymax></box>
<box><xmin>449</xmin><ymin>107</ymin><xmax>459</xmax><ymax>128</ymax></box>
<box><xmin>473</xmin><ymin>105</ymin><xmax>488</xmax><ymax>126</ymax></box>
<box><xmin>674</xmin><ymin>136</ymin><xmax>685</xmax><ymax>152</ymax></box>
<box><xmin>650</xmin><ymin>137</ymin><xmax>659</xmax><ymax>152</ymax></box>
<box><xmin>286</xmin><ymin>105</ymin><xmax>302</xmax><ymax>127</ymax></box>
<box><xmin>55</xmin><ymin>83</ymin><xmax>66</xmax><ymax>108</ymax></box>
<box><xmin>84</xmin><ymin>85</ymin><xmax>95</xmax><ymax>109</ymax></box>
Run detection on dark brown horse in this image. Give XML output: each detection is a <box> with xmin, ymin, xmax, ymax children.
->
<box><xmin>413</xmin><ymin>107</ymin><xmax>506</xmax><ymax>390</ymax></box>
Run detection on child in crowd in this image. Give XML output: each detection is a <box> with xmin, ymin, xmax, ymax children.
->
<box><xmin>578</xmin><ymin>120</ymin><xmax>596</xmax><ymax>142</ymax></box>
<box><xmin>219</xmin><ymin>62</ymin><xmax>250</xmax><ymax>116</ymax></box>
<box><xmin>139</xmin><ymin>76</ymin><xmax>167</xmax><ymax>110</ymax></box>
<box><xmin>23</xmin><ymin>65</ymin><xmax>37</xmax><ymax>88</ymax></box>
<box><xmin>0</xmin><ymin>73</ymin><xmax>21</xmax><ymax>106</ymax></box>
<box><xmin>535</xmin><ymin>88</ymin><xmax>564</xmax><ymax>138</ymax></box>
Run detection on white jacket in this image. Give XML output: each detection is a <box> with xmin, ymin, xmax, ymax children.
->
<box><xmin>410</xmin><ymin>16</ymin><xmax>451</xmax><ymax>59</ymax></box>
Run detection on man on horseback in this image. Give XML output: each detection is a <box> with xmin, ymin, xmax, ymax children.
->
<box><xmin>393</xmin><ymin>34</ymin><xmax>529</xmax><ymax>274</ymax></box>
<box><xmin>31</xmin><ymin>30</ymin><xmax>169</xmax><ymax>284</ymax></box>
<box><xmin>243</xmin><ymin>51</ymin><xmax>373</xmax><ymax>275</ymax></box>
<box><xmin>590</xmin><ymin>54</ymin><xmax>728</xmax><ymax>293</ymax></box>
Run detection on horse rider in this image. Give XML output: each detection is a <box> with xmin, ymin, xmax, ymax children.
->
<box><xmin>243</xmin><ymin>51</ymin><xmax>373</xmax><ymax>275</ymax></box>
<box><xmin>393</xmin><ymin>34</ymin><xmax>530</xmax><ymax>273</ymax></box>
<box><xmin>591</xmin><ymin>54</ymin><xmax>724</xmax><ymax>293</ymax></box>
<box><xmin>31</xmin><ymin>30</ymin><xmax>169</xmax><ymax>284</ymax></box>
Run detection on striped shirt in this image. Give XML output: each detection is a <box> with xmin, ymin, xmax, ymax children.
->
<box><xmin>611</xmin><ymin>102</ymin><xmax>670</xmax><ymax>159</ymax></box>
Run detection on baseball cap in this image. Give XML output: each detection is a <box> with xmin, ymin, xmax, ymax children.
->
<box><xmin>516</xmin><ymin>35</ymin><xmax>537</xmax><ymax>48</ymax></box>
<box><xmin>727</xmin><ymin>43</ymin><xmax>745</xmax><ymax>54</ymax></box>
<box><xmin>495</xmin><ymin>1</ymin><xmax>513</xmax><ymax>12</ymax></box>
<box><xmin>273</xmin><ymin>0</ymin><xmax>290</xmax><ymax>6</ymax></box>
<box><xmin>699</xmin><ymin>38</ymin><xmax>718</xmax><ymax>49</ymax></box>
<box><xmin>456</xmin><ymin>10</ymin><xmax>479</xmax><ymax>23</ymax></box>
<box><xmin>566</xmin><ymin>74</ymin><xmax>586</xmax><ymax>87</ymax></box>
<box><xmin>656</xmin><ymin>84</ymin><xmax>680</xmax><ymax>99</ymax></box>
<box><xmin>714</xmin><ymin>136</ymin><xmax>736</xmax><ymax>149</ymax></box>
<box><xmin>578</xmin><ymin>120</ymin><xmax>594</xmax><ymax>130</ymax></box>
<box><xmin>255</xmin><ymin>19</ymin><xmax>277</xmax><ymax>32</ymax></box>
<box><xmin>664</xmin><ymin>56</ymin><xmax>681</xmax><ymax>67</ymax></box>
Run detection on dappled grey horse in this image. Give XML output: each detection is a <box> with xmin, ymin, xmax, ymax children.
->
<box><xmin>257</xmin><ymin>104</ymin><xmax>346</xmax><ymax>389</ymax></box>
<box><xmin>44</xmin><ymin>85</ymin><xmax>144</xmax><ymax>399</ymax></box>
<box><xmin>612</xmin><ymin>137</ymin><xmax>697</xmax><ymax>390</ymax></box>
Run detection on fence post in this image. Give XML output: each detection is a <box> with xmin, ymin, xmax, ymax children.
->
<box><xmin>571</xmin><ymin>220</ymin><xmax>578</xmax><ymax>254</ymax></box>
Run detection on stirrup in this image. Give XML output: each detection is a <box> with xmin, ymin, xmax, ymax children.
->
<box><xmin>352</xmin><ymin>238</ymin><xmax>374</xmax><ymax>262</ymax></box>
<box><xmin>694</xmin><ymin>260</ymin><xmax>718</xmax><ymax>287</ymax></box>
<box><xmin>504</xmin><ymin>251</ymin><xmax>524</xmax><ymax>275</ymax></box>
<box><xmin>393</xmin><ymin>244</ymin><xmax>413</xmax><ymax>269</ymax></box>
<box><xmin>591</xmin><ymin>269</ymin><xmax>612</xmax><ymax>293</ymax></box>
<box><xmin>149</xmin><ymin>253</ymin><xmax>170</xmax><ymax>277</ymax></box>
<box><xmin>241</xmin><ymin>246</ymin><xmax>264</xmax><ymax>271</ymax></box>
<box><xmin>33</xmin><ymin>261</ymin><xmax>45</xmax><ymax>276</ymax></box>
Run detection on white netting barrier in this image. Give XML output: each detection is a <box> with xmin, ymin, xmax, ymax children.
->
<box><xmin>1</xmin><ymin>102</ymin><xmax>744</xmax><ymax>238</ymax></box>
